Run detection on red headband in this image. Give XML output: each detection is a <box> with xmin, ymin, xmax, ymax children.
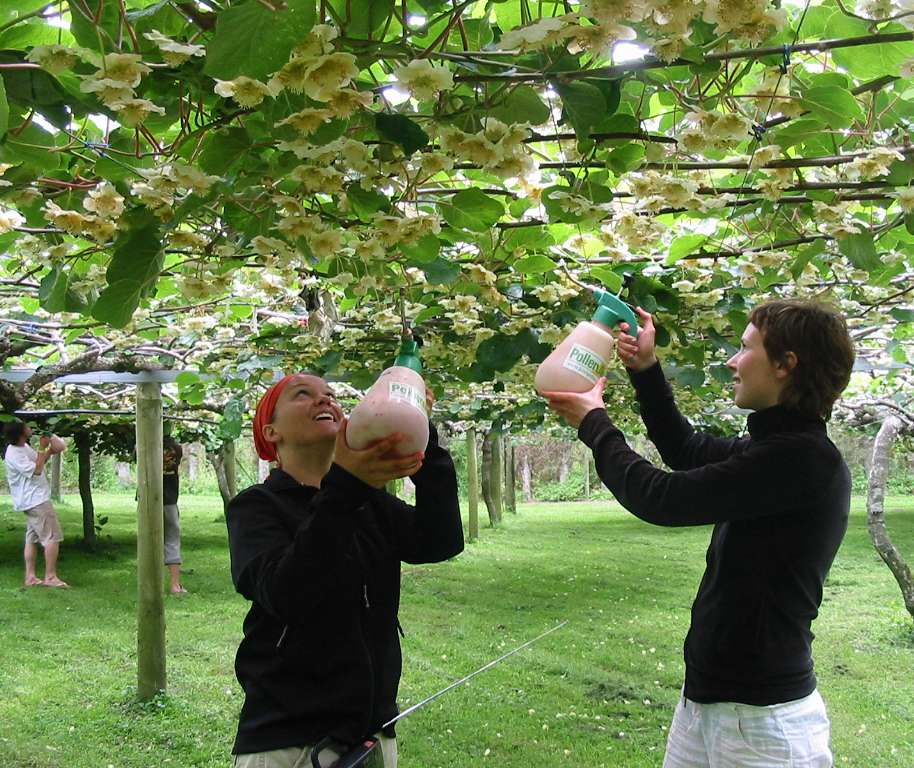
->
<box><xmin>253</xmin><ymin>374</ymin><xmax>298</xmax><ymax>463</ymax></box>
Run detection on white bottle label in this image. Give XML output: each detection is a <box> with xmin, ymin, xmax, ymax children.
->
<box><xmin>561</xmin><ymin>343</ymin><xmax>606</xmax><ymax>383</ymax></box>
<box><xmin>388</xmin><ymin>381</ymin><xmax>426</xmax><ymax>414</ymax></box>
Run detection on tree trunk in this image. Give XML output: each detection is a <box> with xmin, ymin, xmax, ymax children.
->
<box><xmin>521</xmin><ymin>450</ymin><xmax>533</xmax><ymax>502</ymax></box>
<box><xmin>116</xmin><ymin>461</ymin><xmax>133</xmax><ymax>488</ymax></box>
<box><xmin>583</xmin><ymin>446</ymin><xmax>591</xmax><ymax>500</ymax></box>
<box><xmin>559</xmin><ymin>446</ymin><xmax>572</xmax><ymax>483</ymax></box>
<box><xmin>504</xmin><ymin>438</ymin><xmax>516</xmax><ymax>514</ymax></box>
<box><xmin>186</xmin><ymin>443</ymin><xmax>199</xmax><ymax>482</ymax></box>
<box><xmin>74</xmin><ymin>432</ymin><xmax>95</xmax><ymax>547</ymax></box>
<box><xmin>481</xmin><ymin>428</ymin><xmax>502</xmax><ymax>526</ymax></box>
<box><xmin>467</xmin><ymin>427</ymin><xmax>479</xmax><ymax>542</ymax></box>
<box><xmin>866</xmin><ymin>415</ymin><xmax>914</xmax><ymax>621</ymax></box>
<box><xmin>209</xmin><ymin>439</ymin><xmax>239</xmax><ymax>514</ymax></box>
<box><xmin>49</xmin><ymin>451</ymin><xmax>62</xmax><ymax>501</ymax></box>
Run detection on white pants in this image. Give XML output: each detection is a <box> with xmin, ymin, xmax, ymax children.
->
<box><xmin>663</xmin><ymin>689</ymin><xmax>832</xmax><ymax>768</ymax></box>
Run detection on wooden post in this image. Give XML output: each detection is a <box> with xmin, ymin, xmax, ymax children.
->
<box><xmin>467</xmin><ymin>427</ymin><xmax>478</xmax><ymax>542</ymax></box>
<box><xmin>491</xmin><ymin>429</ymin><xmax>504</xmax><ymax>522</ymax></box>
<box><xmin>136</xmin><ymin>382</ymin><xmax>165</xmax><ymax>701</ymax></box>
<box><xmin>49</xmin><ymin>452</ymin><xmax>62</xmax><ymax>501</ymax></box>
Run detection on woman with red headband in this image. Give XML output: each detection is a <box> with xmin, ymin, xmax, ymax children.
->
<box><xmin>226</xmin><ymin>372</ymin><xmax>463</xmax><ymax>768</ymax></box>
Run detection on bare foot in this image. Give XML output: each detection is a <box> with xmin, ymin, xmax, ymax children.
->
<box><xmin>24</xmin><ymin>576</ymin><xmax>43</xmax><ymax>587</ymax></box>
<box><xmin>170</xmin><ymin>585</ymin><xmax>188</xmax><ymax>595</ymax></box>
<box><xmin>42</xmin><ymin>577</ymin><xmax>70</xmax><ymax>588</ymax></box>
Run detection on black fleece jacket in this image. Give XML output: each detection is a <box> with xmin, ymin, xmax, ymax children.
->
<box><xmin>578</xmin><ymin>362</ymin><xmax>849</xmax><ymax>705</ymax></box>
<box><xmin>226</xmin><ymin>423</ymin><xmax>463</xmax><ymax>755</ymax></box>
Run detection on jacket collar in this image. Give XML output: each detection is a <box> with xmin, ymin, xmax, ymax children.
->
<box><xmin>263</xmin><ymin>467</ymin><xmax>319</xmax><ymax>493</ymax></box>
<box><xmin>747</xmin><ymin>404</ymin><xmax>826</xmax><ymax>440</ymax></box>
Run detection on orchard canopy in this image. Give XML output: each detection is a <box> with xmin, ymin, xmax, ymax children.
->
<box><xmin>1</xmin><ymin>0</ymin><xmax>913</xmax><ymax>433</ymax></box>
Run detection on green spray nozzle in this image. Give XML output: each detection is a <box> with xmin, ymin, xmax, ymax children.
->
<box><xmin>393</xmin><ymin>339</ymin><xmax>422</xmax><ymax>373</ymax></box>
<box><xmin>591</xmin><ymin>289</ymin><xmax>637</xmax><ymax>334</ymax></box>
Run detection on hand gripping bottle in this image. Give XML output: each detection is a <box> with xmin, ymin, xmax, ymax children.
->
<box><xmin>346</xmin><ymin>339</ymin><xmax>430</xmax><ymax>457</ymax></box>
<box><xmin>534</xmin><ymin>289</ymin><xmax>638</xmax><ymax>393</ymax></box>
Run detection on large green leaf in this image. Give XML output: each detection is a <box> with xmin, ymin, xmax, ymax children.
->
<box><xmin>0</xmin><ymin>122</ymin><xmax>61</xmax><ymax>172</ymax></box>
<box><xmin>513</xmin><ymin>254</ymin><xmax>557</xmax><ymax>274</ymax></box>
<box><xmin>838</xmin><ymin>232</ymin><xmax>881</xmax><ymax>272</ymax></box>
<box><xmin>198</xmin><ymin>127</ymin><xmax>251</xmax><ymax>175</ymax></box>
<box><xmin>106</xmin><ymin>210</ymin><xmax>164</xmax><ymax>286</ymax></box>
<box><xmin>91</xmin><ymin>280</ymin><xmax>145</xmax><ymax>328</ymax></box>
<box><xmin>802</xmin><ymin>86</ymin><xmax>864</xmax><ymax>129</ymax></box>
<box><xmin>346</xmin><ymin>183</ymin><xmax>390</xmax><ymax>221</ymax></box>
<box><xmin>204</xmin><ymin>0</ymin><xmax>317</xmax><ymax>80</ymax></box>
<box><xmin>400</xmin><ymin>234</ymin><xmax>440</xmax><ymax>264</ymax></box>
<box><xmin>421</xmin><ymin>256</ymin><xmax>461</xmax><ymax>285</ymax></box>
<box><xmin>832</xmin><ymin>24</ymin><xmax>914</xmax><ymax>80</ymax></box>
<box><xmin>39</xmin><ymin>267</ymin><xmax>69</xmax><ymax>313</ymax></box>
<box><xmin>666</xmin><ymin>234</ymin><xmax>707</xmax><ymax>264</ymax></box>
<box><xmin>489</xmin><ymin>85</ymin><xmax>551</xmax><ymax>126</ymax></box>
<box><xmin>0</xmin><ymin>75</ymin><xmax>7</xmax><ymax>140</ymax></box>
<box><xmin>556</xmin><ymin>81</ymin><xmax>605</xmax><ymax>139</ymax></box>
<box><xmin>375</xmin><ymin>113</ymin><xmax>429</xmax><ymax>156</ymax></box>
<box><xmin>587</xmin><ymin>266</ymin><xmax>623</xmax><ymax>293</ymax></box>
<box><xmin>329</xmin><ymin>0</ymin><xmax>394</xmax><ymax>38</ymax></box>
<box><xmin>440</xmin><ymin>188</ymin><xmax>504</xmax><ymax>232</ymax></box>
<box><xmin>68</xmin><ymin>0</ymin><xmax>120</xmax><ymax>51</ymax></box>
<box><xmin>773</xmin><ymin>118</ymin><xmax>828</xmax><ymax>150</ymax></box>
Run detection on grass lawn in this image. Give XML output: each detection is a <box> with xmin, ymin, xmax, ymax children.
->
<box><xmin>0</xmin><ymin>492</ymin><xmax>911</xmax><ymax>767</ymax></box>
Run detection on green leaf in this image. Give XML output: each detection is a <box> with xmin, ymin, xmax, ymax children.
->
<box><xmin>606</xmin><ymin>143</ymin><xmax>645</xmax><ymax>173</ymax></box>
<box><xmin>400</xmin><ymin>233</ymin><xmax>440</xmax><ymax>264</ymax></box>
<box><xmin>329</xmin><ymin>0</ymin><xmax>394</xmax><ymax>38</ymax></box>
<box><xmin>556</xmin><ymin>81</ymin><xmax>605</xmax><ymax>139</ymax></box>
<box><xmin>39</xmin><ymin>267</ymin><xmax>69</xmax><ymax>312</ymax></box>
<box><xmin>68</xmin><ymin>0</ymin><xmax>120</xmax><ymax>51</ymax></box>
<box><xmin>587</xmin><ymin>266</ymin><xmax>623</xmax><ymax>293</ymax></box>
<box><xmin>489</xmin><ymin>86</ymin><xmax>551</xmax><ymax>126</ymax></box>
<box><xmin>832</xmin><ymin>24</ymin><xmax>914</xmax><ymax>80</ymax></box>
<box><xmin>375</xmin><ymin>113</ymin><xmax>429</xmax><ymax>157</ymax></box>
<box><xmin>440</xmin><ymin>188</ymin><xmax>504</xmax><ymax>232</ymax></box>
<box><xmin>91</xmin><ymin>280</ymin><xmax>144</xmax><ymax>328</ymax></box>
<box><xmin>790</xmin><ymin>240</ymin><xmax>825</xmax><ymax>280</ymax></box>
<box><xmin>219</xmin><ymin>397</ymin><xmax>245</xmax><ymax>440</ymax></box>
<box><xmin>802</xmin><ymin>86</ymin><xmax>864</xmax><ymax>129</ymax></box>
<box><xmin>666</xmin><ymin>234</ymin><xmax>707</xmax><ymax>264</ymax></box>
<box><xmin>513</xmin><ymin>254</ymin><xmax>557</xmax><ymax>274</ymax></box>
<box><xmin>0</xmin><ymin>123</ymin><xmax>60</xmax><ymax>172</ymax></box>
<box><xmin>347</xmin><ymin>183</ymin><xmax>390</xmax><ymax>221</ymax></box>
<box><xmin>906</xmin><ymin>213</ymin><xmax>914</xmax><ymax>236</ymax></box>
<box><xmin>204</xmin><ymin>0</ymin><xmax>317</xmax><ymax>81</ymax></box>
<box><xmin>106</xmin><ymin>210</ymin><xmax>164</xmax><ymax>286</ymax></box>
<box><xmin>0</xmin><ymin>75</ymin><xmax>7</xmax><ymax>139</ymax></box>
<box><xmin>838</xmin><ymin>232</ymin><xmax>881</xmax><ymax>272</ymax></box>
<box><xmin>773</xmin><ymin>118</ymin><xmax>828</xmax><ymax>150</ymax></box>
<box><xmin>198</xmin><ymin>127</ymin><xmax>251</xmax><ymax>175</ymax></box>
<box><xmin>421</xmin><ymin>256</ymin><xmax>461</xmax><ymax>285</ymax></box>
<box><xmin>889</xmin><ymin>307</ymin><xmax>914</xmax><ymax>322</ymax></box>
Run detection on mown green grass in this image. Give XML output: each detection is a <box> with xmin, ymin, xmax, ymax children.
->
<box><xmin>0</xmin><ymin>493</ymin><xmax>911</xmax><ymax>767</ymax></box>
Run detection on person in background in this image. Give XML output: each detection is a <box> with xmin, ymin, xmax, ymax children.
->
<box><xmin>542</xmin><ymin>300</ymin><xmax>855</xmax><ymax>767</ymax></box>
<box><xmin>4</xmin><ymin>420</ymin><xmax>69</xmax><ymax>588</ymax></box>
<box><xmin>163</xmin><ymin>434</ymin><xmax>186</xmax><ymax>594</ymax></box>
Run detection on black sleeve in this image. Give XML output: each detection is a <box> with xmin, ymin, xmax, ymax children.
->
<box><xmin>578</xmin><ymin>409</ymin><xmax>832</xmax><ymax>527</ymax></box>
<box><xmin>383</xmin><ymin>422</ymin><xmax>464</xmax><ymax>565</ymax></box>
<box><xmin>226</xmin><ymin>466</ymin><xmax>375</xmax><ymax>623</ymax></box>
<box><xmin>629</xmin><ymin>362</ymin><xmax>747</xmax><ymax>469</ymax></box>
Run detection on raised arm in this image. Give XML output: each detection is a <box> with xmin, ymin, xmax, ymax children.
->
<box><xmin>617</xmin><ymin>309</ymin><xmax>744</xmax><ymax>469</ymax></box>
<box><xmin>578</xmin><ymin>409</ymin><xmax>839</xmax><ymax>526</ymax></box>
<box><xmin>384</xmin><ymin>422</ymin><xmax>464</xmax><ymax>564</ymax></box>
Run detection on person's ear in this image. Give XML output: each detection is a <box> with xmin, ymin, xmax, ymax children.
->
<box><xmin>262</xmin><ymin>422</ymin><xmax>281</xmax><ymax>446</ymax></box>
<box><xmin>775</xmin><ymin>351</ymin><xmax>798</xmax><ymax>378</ymax></box>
